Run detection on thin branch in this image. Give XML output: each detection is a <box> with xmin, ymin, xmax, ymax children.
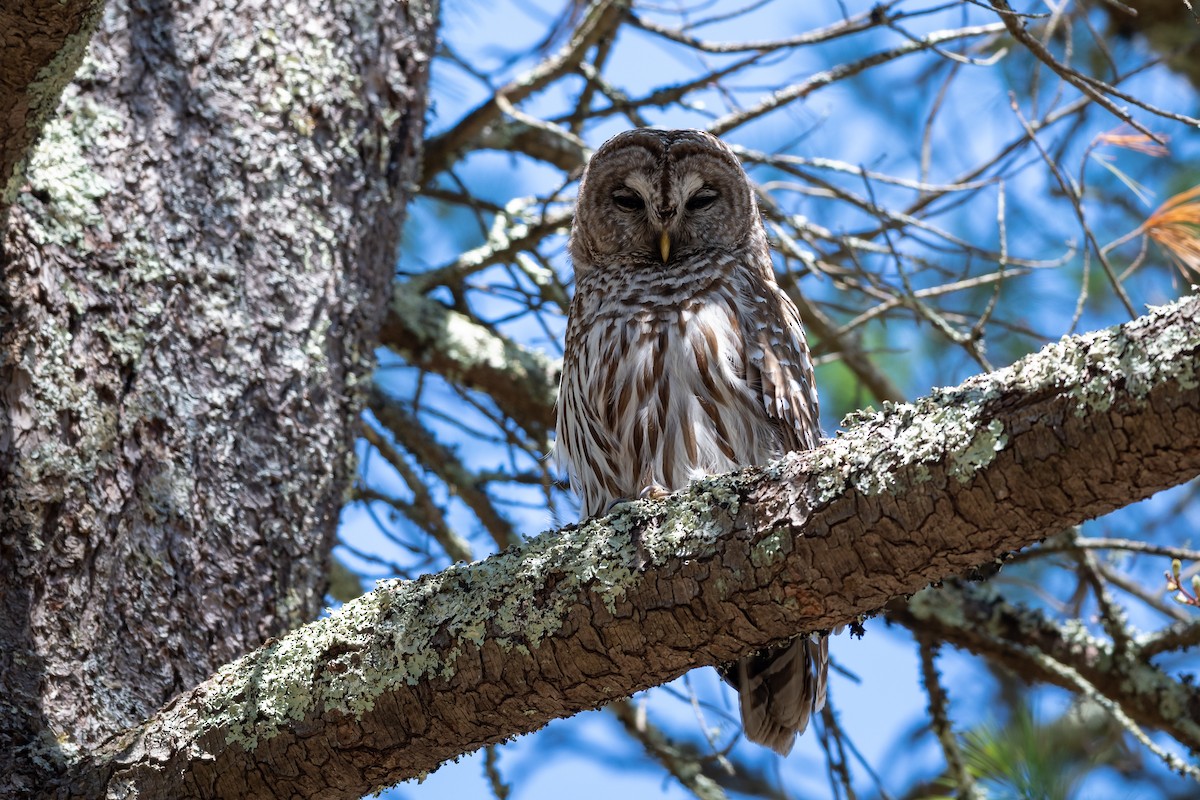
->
<box><xmin>918</xmin><ymin>641</ymin><xmax>983</xmax><ymax>800</ymax></box>
<box><xmin>371</xmin><ymin>389</ymin><xmax>521</xmax><ymax>551</ymax></box>
<box><xmin>988</xmin><ymin>0</ymin><xmax>1183</xmax><ymax>141</ymax></box>
<box><xmin>421</xmin><ymin>0</ymin><xmax>629</xmax><ymax>182</ymax></box>
<box><xmin>1008</xmin><ymin>93</ymin><xmax>1137</xmax><ymax>318</ymax></box>
<box><xmin>709</xmin><ymin>23</ymin><xmax>1005</xmax><ymax>135</ymax></box>
<box><xmin>609</xmin><ymin>700</ymin><xmax>729</xmax><ymax>800</ymax></box>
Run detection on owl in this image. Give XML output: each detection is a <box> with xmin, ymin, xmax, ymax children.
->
<box><xmin>555</xmin><ymin>128</ymin><xmax>827</xmax><ymax>755</ymax></box>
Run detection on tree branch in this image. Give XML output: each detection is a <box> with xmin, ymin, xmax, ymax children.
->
<box><xmin>380</xmin><ymin>286</ymin><xmax>561</xmax><ymax>443</ymax></box>
<box><xmin>55</xmin><ymin>294</ymin><xmax>1200</xmax><ymax>799</ymax></box>
<box><xmin>0</xmin><ymin>0</ymin><xmax>103</xmax><ymax>217</ymax></box>
<box><xmin>893</xmin><ymin>580</ymin><xmax>1200</xmax><ymax>754</ymax></box>
<box><xmin>419</xmin><ymin>0</ymin><xmax>628</xmax><ymax>182</ymax></box>
<box><xmin>370</xmin><ymin>388</ymin><xmax>522</xmax><ymax>551</ymax></box>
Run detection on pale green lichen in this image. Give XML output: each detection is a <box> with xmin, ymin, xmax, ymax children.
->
<box><xmin>908</xmin><ymin>583</ymin><xmax>1113</xmax><ymax>663</ymax></box>
<box><xmin>13</xmin><ymin>296</ymin><xmax>122</xmax><ymax>508</ymax></box>
<box><xmin>21</xmin><ymin>98</ymin><xmax>123</xmax><ymax>246</ymax></box>
<box><xmin>251</xmin><ymin>22</ymin><xmax>361</xmax><ymax>134</ymax></box>
<box><xmin>810</xmin><ymin>294</ymin><xmax>1198</xmax><ymax>504</ymax></box>
<box><xmin>1000</xmin><ymin>298</ymin><xmax>1199</xmax><ymax>417</ymax></box>
<box><xmin>751</xmin><ymin>529</ymin><xmax>791</xmax><ymax>568</ymax></box>
<box><xmin>909</xmin><ymin>584</ymin><xmax>1200</xmax><ymax>745</ymax></box>
<box><xmin>1</xmin><ymin>2</ymin><xmax>104</xmax><ymax>208</ymax></box>
<box><xmin>204</xmin><ymin>478</ymin><xmax>742</xmax><ymax>750</ymax></box>
<box><xmin>812</xmin><ymin>393</ymin><xmax>1005</xmax><ymax>503</ymax></box>
<box><xmin>949</xmin><ymin>418</ymin><xmax>1007</xmax><ymax>481</ymax></box>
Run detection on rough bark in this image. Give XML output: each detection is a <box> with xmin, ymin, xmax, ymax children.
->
<box><xmin>46</xmin><ymin>293</ymin><xmax>1200</xmax><ymax>800</ymax></box>
<box><xmin>0</xmin><ymin>0</ymin><xmax>105</xmax><ymax>217</ymax></box>
<box><xmin>0</xmin><ymin>0</ymin><xmax>437</xmax><ymax>793</ymax></box>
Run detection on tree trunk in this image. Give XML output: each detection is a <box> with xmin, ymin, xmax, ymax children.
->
<box><xmin>0</xmin><ymin>0</ymin><xmax>437</xmax><ymax>792</ymax></box>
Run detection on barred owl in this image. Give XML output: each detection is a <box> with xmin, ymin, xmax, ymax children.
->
<box><xmin>556</xmin><ymin>128</ymin><xmax>828</xmax><ymax>755</ymax></box>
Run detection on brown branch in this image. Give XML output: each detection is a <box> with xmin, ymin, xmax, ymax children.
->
<box><xmin>49</xmin><ymin>293</ymin><xmax>1200</xmax><ymax>799</ymax></box>
<box><xmin>609</xmin><ymin>700</ymin><xmax>729</xmax><ymax>800</ymax></box>
<box><xmin>358</xmin><ymin>422</ymin><xmax>475</xmax><ymax>563</ymax></box>
<box><xmin>407</xmin><ymin>207</ymin><xmax>574</xmax><ymax>294</ymax></box>
<box><xmin>892</xmin><ymin>579</ymin><xmax>1200</xmax><ymax>752</ymax></box>
<box><xmin>988</xmin><ymin>0</ymin><xmax>1197</xmax><ymax>140</ymax></box>
<box><xmin>0</xmin><ymin>0</ymin><xmax>103</xmax><ymax>218</ymax></box>
<box><xmin>475</xmin><ymin>119</ymin><xmax>591</xmax><ymax>173</ymax></box>
<box><xmin>709</xmin><ymin>23</ymin><xmax>1005</xmax><ymax>136</ymax></box>
<box><xmin>1141</xmin><ymin>619</ymin><xmax>1200</xmax><ymax>658</ymax></box>
<box><xmin>420</xmin><ymin>0</ymin><xmax>628</xmax><ymax>183</ymax></box>
<box><xmin>918</xmin><ymin>641</ymin><xmax>981</xmax><ymax>799</ymax></box>
<box><xmin>628</xmin><ymin>4</ymin><xmax>885</xmax><ymax>54</ymax></box>
<box><xmin>370</xmin><ymin>388</ymin><xmax>521</xmax><ymax>552</ymax></box>
<box><xmin>379</xmin><ymin>287</ymin><xmax>560</xmax><ymax>443</ymax></box>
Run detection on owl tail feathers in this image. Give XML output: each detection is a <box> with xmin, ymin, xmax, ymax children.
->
<box><xmin>725</xmin><ymin>635</ymin><xmax>830</xmax><ymax>756</ymax></box>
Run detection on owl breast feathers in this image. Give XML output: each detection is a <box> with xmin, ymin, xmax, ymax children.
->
<box><xmin>555</xmin><ymin>128</ymin><xmax>828</xmax><ymax>755</ymax></box>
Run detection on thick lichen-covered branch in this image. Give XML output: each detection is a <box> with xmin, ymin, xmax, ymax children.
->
<box><xmin>0</xmin><ymin>0</ymin><xmax>104</xmax><ymax>216</ymax></box>
<box><xmin>47</xmin><ymin>294</ymin><xmax>1200</xmax><ymax>799</ymax></box>
<box><xmin>381</xmin><ymin>287</ymin><xmax>560</xmax><ymax>442</ymax></box>
<box><xmin>893</xmin><ymin>581</ymin><xmax>1200</xmax><ymax>753</ymax></box>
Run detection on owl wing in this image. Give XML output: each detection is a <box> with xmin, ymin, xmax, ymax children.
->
<box><xmin>726</xmin><ymin>268</ymin><xmax>828</xmax><ymax>754</ymax></box>
<box><xmin>742</xmin><ymin>278</ymin><xmax>821</xmax><ymax>454</ymax></box>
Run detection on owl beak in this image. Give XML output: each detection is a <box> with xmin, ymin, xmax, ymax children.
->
<box><xmin>659</xmin><ymin>229</ymin><xmax>671</xmax><ymax>262</ymax></box>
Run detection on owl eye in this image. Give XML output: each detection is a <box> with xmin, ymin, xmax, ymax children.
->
<box><xmin>686</xmin><ymin>190</ymin><xmax>718</xmax><ymax>211</ymax></box>
<box><xmin>612</xmin><ymin>192</ymin><xmax>645</xmax><ymax>211</ymax></box>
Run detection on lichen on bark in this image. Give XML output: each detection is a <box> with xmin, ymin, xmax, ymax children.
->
<box><xmin>0</xmin><ymin>0</ymin><xmax>439</xmax><ymax>792</ymax></box>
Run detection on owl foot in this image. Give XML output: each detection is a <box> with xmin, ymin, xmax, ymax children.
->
<box><xmin>632</xmin><ymin>484</ymin><xmax>671</xmax><ymax>568</ymax></box>
<box><xmin>601</xmin><ymin>485</ymin><xmax>670</xmax><ymax>571</ymax></box>
<box><xmin>604</xmin><ymin>497</ymin><xmax>634</xmax><ymax>515</ymax></box>
<box><xmin>602</xmin><ymin>483</ymin><xmax>670</xmax><ymax>514</ymax></box>
<box><xmin>639</xmin><ymin>483</ymin><xmax>670</xmax><ymax>501</ymax></box>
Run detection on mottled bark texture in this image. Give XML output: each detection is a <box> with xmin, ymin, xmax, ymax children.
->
<box><xmin>0</xmin><ymin>0</ymin><xmax>105</xmax><ymax>216</ymax></box>
<box><xmin>48</xmin><ymin>295</ymin><xmax>1200</xmax><ymax>800</ymax></box>
<box><xmin>0</xmin><ymin>0</ymin><xmax>437</xmax><ymax>793</ymax></box>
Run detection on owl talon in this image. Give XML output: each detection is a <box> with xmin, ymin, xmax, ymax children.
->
<box><xmin>604</xmin><ymin>484</ymin><xmax>669</xmax><ymax>514</ymax></box>
<box><xmin>599</xmin><ymin>490</ymin><xmax>664</xmax><ymax>571</ymax></box>
<box><xmin>639</xmin><ymin>483</ymin><xmax>670</xmax><ymax>501</ymax></box>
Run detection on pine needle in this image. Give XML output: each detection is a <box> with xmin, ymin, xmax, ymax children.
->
<box><xmin>1142</xmin><ymin>184</ymin><xmax>1200</xmax><ymax>276</ymax></box>
<box><xmin>1096</xmin><ymin>130</ymin><xmax>1170</xmax><ymax>157</ymax></box>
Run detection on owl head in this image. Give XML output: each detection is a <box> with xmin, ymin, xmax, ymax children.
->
<box><xmin>569</xmin><ymin>129</ymin><xmax>762</xmax><ymax>274</ymax></box>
